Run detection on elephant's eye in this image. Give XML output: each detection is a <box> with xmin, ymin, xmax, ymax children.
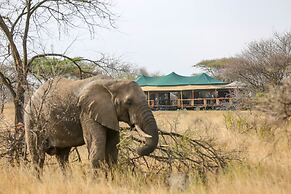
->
<box><xmin>125</xmin><ymin>98</ymin><xmax>133</xmax><ymax>106</ymax></box>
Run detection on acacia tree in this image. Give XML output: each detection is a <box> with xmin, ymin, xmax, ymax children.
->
<box><xmin>224</xmin><ymin>32</ymin><xmax>291</xmax><ymax>92</ymax></box>
<box><xmin>0</xmin><ymin>0</ymin><xmax>114</xmax><ymax>125</ymax></box>
<box><xmin>29</xmin><ymin>55</ymin><xmax>140</xmax><ymax>84</ymax></box>
<box><xmin>194</xmin><ymin>58</ymin><xmax>235</xmax><ymax>79</ymax></box>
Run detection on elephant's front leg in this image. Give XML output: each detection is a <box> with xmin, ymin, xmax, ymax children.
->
<box><xmin>80</xmin><ymin>113</ymin><xmax>107</xmax><ymax>169</ymax></box>
<box><xmin>105</xmin><ymin>129</ymin><xmax>120</xmax><ymax>166</ymax></box>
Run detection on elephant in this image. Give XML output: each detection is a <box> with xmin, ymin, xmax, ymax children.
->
<box><xmin>24</xmin><ymin>76</ymin><xmax>159</xmax><ymax>172</ymax></box>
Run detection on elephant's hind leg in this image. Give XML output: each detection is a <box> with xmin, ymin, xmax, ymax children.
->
<box><xmin>26</xmin><ymin>133</ymin><xmax>45</xmax><ymax>177</ymax></box>
<box><xmin>25</xmin><ymin>112</ymin><xmax>46</xmax><ymax>177</ymax></box>
<box><xmin>105</xmin><ymin>129</ymin><xmax>120</xmax><ymax>166</ymax></box>
<box><xmin>55</xmin><ymin>147</ymin><xmax>71</xmax><ymax>173</ymax></box>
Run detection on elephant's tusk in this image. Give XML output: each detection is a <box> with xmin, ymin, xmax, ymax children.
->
<box><xmin>135</xmin><ymin>125</ymin><xmax>152</xmax><ymax>138</ymax></box>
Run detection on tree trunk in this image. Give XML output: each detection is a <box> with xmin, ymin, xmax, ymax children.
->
<box><xmin>0</xmin><ymin>85</ymin><xmax>4</xmax><ymax>114</ymax></box>
<box><xmin>14</xmin><ymin>78</ymin><xmax>25</xmax><ymax>125</ymax></box>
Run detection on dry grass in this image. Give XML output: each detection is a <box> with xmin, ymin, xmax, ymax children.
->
<box><xmin>1</xmin><ymin>103</ymin><xmax>14</xmax><ymax>124</ymax></box>
<box><xmin>1</xmin><ymin>104</ymin><xmax>291</xmax><ymax>194</ymax></box>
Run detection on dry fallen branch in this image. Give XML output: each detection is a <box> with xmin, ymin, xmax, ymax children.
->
<box><xmin>118</xmin><ymin>127</ymin><xmax>239</xmax><ymax>178</ymax></box>
<box><xmin>0</xmin><ymin>121</ymin><xmax>28</xmax><ymax>165</ymax></box>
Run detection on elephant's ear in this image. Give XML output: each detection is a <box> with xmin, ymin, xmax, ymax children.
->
<box><xmin>78</xmin><ymin>83</ymin><xmax>119</xmax><ymax>131</ymax></box>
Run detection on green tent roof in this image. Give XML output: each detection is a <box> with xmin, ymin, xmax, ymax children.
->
<box><xmin>136</xmin><ymin>72</ymin><xmax>226</xmax><ymax>86</ymax></box>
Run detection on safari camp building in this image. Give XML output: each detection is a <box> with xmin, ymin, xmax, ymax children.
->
<box><xmin>136</xmin><ymin>72</ymin><xmax>238</xmax><ymax>110</ymax></box>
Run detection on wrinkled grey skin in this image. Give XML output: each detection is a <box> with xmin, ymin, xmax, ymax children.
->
<box><xmin>24</xmin><ymin>76</ymin><xmax>159</xmax><ymax>172</ymax></box>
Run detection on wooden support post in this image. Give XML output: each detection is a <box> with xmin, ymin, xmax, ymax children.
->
<box><xmin>191</xmin><ymin>90</ymin><xmax>194</xmax><ymax>107</ymax></box>
<box><xmin>216</xmin><ymin>98</ymin><xmax>220</xmax><ymax>106</ymax></box>
<box><xmin>229</xmin><ymin>98</ymin><xmax>233</xmax><ymax>105</ymax></box>
<box><xmin>156</xmin><ymin>93</ymin><xmax>159</xmax><ymax>108</ymax></box>
<box><xmin>147</xmin><ymin>91</ymin><xmax>150</xmax><ymax>107</ymax></box>
<box><xmin>203</xmin><ymin>98</ymin><xmax>207</xmax><ymax>108</ymax></box>
<box><xmin>180</xmin><ymin>91</ymin><xmax>183</xmax><ymax>109</ymax></box>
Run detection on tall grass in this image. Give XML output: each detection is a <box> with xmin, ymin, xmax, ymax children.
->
<box><xmin>0</xmin><ymin>109</ymin><xmax>291</xmax><ymax>194</ymax></box>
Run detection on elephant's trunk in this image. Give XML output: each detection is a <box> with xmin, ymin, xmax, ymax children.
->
<box><xmin>134</xmin><ymin>104</ymin><xmax>159</xmax><ymax>156</ymax></box>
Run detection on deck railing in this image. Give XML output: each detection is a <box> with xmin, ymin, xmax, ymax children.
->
<box><xmin>147</xmin><ymin>97</ymin><xmax>232</xmax><ymax>110</ymax></box>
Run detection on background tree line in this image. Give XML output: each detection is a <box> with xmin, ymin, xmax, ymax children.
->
<box><xmin>194</xmin><ymin>31</ymin><xmax>291</xmax><ymax>120</ymax></box>
<box><xmin>195</xmin><ymin>32</ymin><xmax>291</xmax><ymax>93</ymax></box>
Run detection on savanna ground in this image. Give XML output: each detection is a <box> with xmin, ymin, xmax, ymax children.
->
<box><xmin>1</xmin><ymin>103</ymin><xmax>291</xmax><ymax>194</ymax></box>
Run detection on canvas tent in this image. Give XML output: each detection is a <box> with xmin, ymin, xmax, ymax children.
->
<box><xmin>137</xmin><ymin>72</ymin><xmax>225</xmax><ymax>86</ymax></box>
<box><xmin>136</xmin><ymin>72</ymin><xmax>237</xmax><ymax>110</ymax></box>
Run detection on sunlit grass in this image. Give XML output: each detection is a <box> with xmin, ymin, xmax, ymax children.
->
<box><xmin>1</xmin><ymin>104</ymin><xmax>291</xmax><ymax>194</ymax></box>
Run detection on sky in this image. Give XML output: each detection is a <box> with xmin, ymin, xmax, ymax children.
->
<box><xmin>47</xmin><ymin>0</ymin><xmax>291</xmax><ymax>76</ymax></box>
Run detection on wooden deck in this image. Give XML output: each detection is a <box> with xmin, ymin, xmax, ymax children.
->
<box><xmin>147</xmin><ymin>97</ymin><xmax>233</xmax><ymax>110</ymax></box>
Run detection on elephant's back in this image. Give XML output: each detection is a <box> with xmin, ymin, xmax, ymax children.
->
<box><xmin>30</xmin><ymin>77</ymin><xmax>81</xmax><ymax>112</ymax></box>
<box><xmin>31</xmin><ymin>78</ymin><xmax>80</xmax><ymax>104</ymax></box>
<box><xmin>28</xmin><ymin>76</ymin><xmax>113</xmax><ymax>112</ymax></box>
<box><xmin>35</xmin><ymin>77</ymin><xmax>78</xmax><ymax>95</ymax></box>
<box><xmin>27</xmin><ymin>77</ymin><xmax>85</xmax><ymax>147</ymax></box>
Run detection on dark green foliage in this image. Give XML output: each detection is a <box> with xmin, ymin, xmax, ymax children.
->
<box><xmin>30</xmin><ymin>57</ymin><xmax>96</xmax><ymax>80</ymax></box>
<box><xmin>195</xmin><ymin>58</ymin><xmax>235</xmax><ymax>70</ymax></box>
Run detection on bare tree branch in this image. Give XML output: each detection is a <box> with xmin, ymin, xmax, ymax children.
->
<box><xmin>0</xmin><ymin>0</ymin><xmax>116</xmax><ymax>124</ymax></box>
<box><xmin>0</xmin><ymin>70</ymin><xmax>16</xmax><ymax>98</ymax></box>
<box><xmin>22</xmin><ymin>0</ymin><xmax>32</xmax><ymax>74</ymax></box>
<box><xmin>0</xmin><ymin>15</ymin><xmax>23</xmax><ymax>72</ymax></box>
